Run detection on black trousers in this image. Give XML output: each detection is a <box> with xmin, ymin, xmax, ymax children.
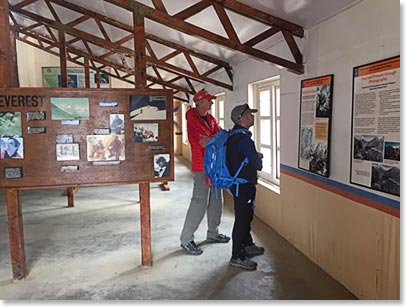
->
<box><xmin>231</xmin><ymin>183</ymin><xmax>256</xmax><ymax>259</ymax></box>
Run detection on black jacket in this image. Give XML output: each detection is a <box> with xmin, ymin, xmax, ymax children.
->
<box><xmin>226</xmin><ymin>125</ymin><xmax>262</xmax><ymax>184</ymax></box>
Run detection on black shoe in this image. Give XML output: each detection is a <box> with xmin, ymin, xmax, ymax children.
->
<box><xmin>181</xmin><ymin>241</ymin><xmax>203</xmax><ymax>255</ymax></box>
<box><xmin>229</xmin><ymin>257</ymin><xmax>257</xmax><ymax>270</ymax></box>
<box><xmin>207</xmin><ymin>234</ymin><xmax>230</xmax><ymax>243</ymax></box>
<box><xmin>244</xmin><ymin>244</ymin><xmax>265</xmax><ymax>258</ymax></box>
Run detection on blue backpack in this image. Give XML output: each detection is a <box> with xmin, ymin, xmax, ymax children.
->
<box><xmin>204</xmin><ymin>129</ymin><xmax>250</xmax><ymax>196</ymax></box>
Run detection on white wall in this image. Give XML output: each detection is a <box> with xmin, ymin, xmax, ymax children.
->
<box><xmin>202</xmin><ymin>0</ymin><xmax>399</xmax><ymax>299</ymax></box>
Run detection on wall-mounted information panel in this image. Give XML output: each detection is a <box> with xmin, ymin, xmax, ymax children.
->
<box><xmin>0</xmin><ymin>88</ymin><xmax>174</xmax><ymax>190</ymax></box>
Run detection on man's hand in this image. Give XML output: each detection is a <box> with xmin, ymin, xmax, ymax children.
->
<box><xmin>199</xmin><ymin>135</ymin><xmax>212</xmax><ymax>147</ymax></box>
<box><xmin>257</xmin><ymin>152</ymin><xmax>264</xmax><ymax>159</ymax></box>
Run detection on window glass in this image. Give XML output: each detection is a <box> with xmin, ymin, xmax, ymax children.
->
<box><xmin>276</xmin><ymin>87</ymin><xmax>280</xmax><ymax>117</ymax></box>
<box><xmin>259</xmin><ymin>90</ymin><xmax>270</xmax><ymax>116</ymax></box>
<box><xmin>261</xmin><ymin>147</ymin><xmax>272</xmax><ymax>174</ymax></box>
<box><xmin>219</xmin><ymin>100</ymin><xmax>224</xmax><ymax>118</ymax></box>
<box><xmin>260</xmin><ymin>120</ymin><xmax>271</xmax><ymax>145</ymax></box>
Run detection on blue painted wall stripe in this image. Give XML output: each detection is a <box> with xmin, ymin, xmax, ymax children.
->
<box><xmin>280</xmin><ymin>164</ymin><xmax>400</xmax><ymax>211</ymax></box>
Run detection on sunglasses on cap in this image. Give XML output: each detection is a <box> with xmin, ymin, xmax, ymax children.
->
<box><xmin>238</xmin><ymin>104</ymin><xmax>251</xmax><ymax>120</ymax></box>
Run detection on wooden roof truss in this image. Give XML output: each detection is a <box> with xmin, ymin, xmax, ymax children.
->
<box><xmin>9</xmin><ymin>0</ymin><xmax>304</xmax><ymax>101</ymax></box>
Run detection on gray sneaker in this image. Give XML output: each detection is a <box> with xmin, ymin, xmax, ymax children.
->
<box><xmin>207</xmin><ymin>233</ymin><xmax>230</xmax><ymax>243</ymax></box>
<box><xmin>229</xmin><ymin>257</ymin><xmax>257</xmax><ymax>270</ymax></box>
<box><xmin>244</xmin><ymin>244</ymin><xmax>265</xmax><ymax>258</ymax></box>
<box><xmin>181</xmin><ymin>241</ymin><xmax>203</xmax><ymax>255</ymax></box>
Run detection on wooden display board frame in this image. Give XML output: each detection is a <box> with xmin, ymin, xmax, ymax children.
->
<box><xmin>0</xmin><ymin>87</ymin><xmax>174</xmax><ymax>280</ymax></box>
<box><xmin>0</xmin><ymin>88</ymin><xmax>174</xmax><ymax>189</ymax></box>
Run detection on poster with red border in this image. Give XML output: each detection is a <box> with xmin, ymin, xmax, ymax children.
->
<box><xmin>350</xmin><ymin>56</ymin><xmax>400</xmax><ymax>196</ymax></box>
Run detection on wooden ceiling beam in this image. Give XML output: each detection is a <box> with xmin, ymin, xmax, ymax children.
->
<box><xmin>13</xmin><ymin>25</ymin><xmax>194</xmax><ymax>95</ymax></box>
<box><xmin>173</xmin><ymin>0</ymin><xmax>212</xmax><ymax>20</ymax></box>
<box><xmin>210</xmin><ymin>0</ymin><xmax>304</xmax><ymax>38</ymax></box>
<box><xmin>103</xmin><ymin>0</ymin><xmax>304</xmax><ymax>74</ymax></box>
<box><xmin>151</xmin><ymin>0</ymin><xmax>167</xmax><ymax>13</ymax></box>
<box><xmin>212</xmin><ymin>2</ymin><xmax>240</xmax><ymax>43</ymax></box>
<box><xmin>10</xmin><ymin>0</ymin><xmax>233</xmax><ymax>88</ymax></box>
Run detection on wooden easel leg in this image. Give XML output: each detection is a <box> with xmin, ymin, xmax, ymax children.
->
<box><xmin>139</xmin><ymin>183</ymin><xmax>152</xmax><ymax>266</ymax></box>
<box><xmin>67</xmin><ymin>187</ymin><xmax>78</xmax><ymax>207</ymax></box>
<box><xmin>6</xmin><ymin>189</ymin><xmax>27</xmax><ymax>280</ymax></box>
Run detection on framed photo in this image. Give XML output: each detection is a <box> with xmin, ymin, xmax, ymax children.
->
<box><xmin>154</xmin><ymin>154</ymin><xmax>170</xmax><ymax>178</ymax></box>
<box><xmin>1</xmin><ymin>137</ymin><xmax>24</xmax><ymax>159</ymax></box>
<box><xmin>56</xmin><ymin>143</ymin><xmax>80</xmax><ymax>161</ymax></box>
<box><xmin>110</xmin><ymin>114</ymin><xmax>125</xmax><ymax>135</ymax></box>
<box><xmin>0</xmin><ymin>112</ymin><xmax>22</xmax><ymax>137</ymax></box>
<box><xmin>51</xmin><ymin>97</ymin><xmax>90</xmax><ymax>120</ymax></box>
<box><xmin>86</xmin><ymin>135</ymin><xmax>125</xmax><ymax>161</ymax></box>
<box><xmin>350</xmin><ymin>56</ymin><xmax>400</xmax><ymax>196</ymax></box>
<box><xmin>298</xmin><ymin>75</ymin><xmax>333</xmax><ymax>177</ymax></box>
<box><xmin>130</xmin><ymin>95</ymin><xmax>167</xmax><ymax>120</ymax></box>
<box><xmin>134</xmin><ymin>123</ymin><xmax>159</xmax><ymax>143</ymax></box>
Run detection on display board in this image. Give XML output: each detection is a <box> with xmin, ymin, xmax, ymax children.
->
<box><xmin>298</xmin><ymin>74</ymin><xmax>334</xmax><ymax>177</ymax></box>
<box><xmin>350</xmin><ymin>56</ymin><xmax>400</xmax><ymax>196</ymax></box>
<box><xmin>42</xmin><ymin>67</ymin><xmax>111</xmax><ymax>88</ymax></box>
<box><xmin>0</xmin><ymin>88</ymin><xmax>174</xmax><ymax>190</ymax></box>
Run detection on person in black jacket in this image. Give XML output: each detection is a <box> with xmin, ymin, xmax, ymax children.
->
<box><xmin>226</xmin><ymin>103</ymin><xmax>264</xmax><ymax>270</ymax></box>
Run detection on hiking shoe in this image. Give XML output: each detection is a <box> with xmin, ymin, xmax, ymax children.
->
<box><xmin>229</xmin><ymin>257</ymin><xmax>257</xmax><ymax>270</ymax></box>
<box><xmin>244</xmin><ymin>244</ymin><xmax>265</xmax><ymax>258</ymax></box>
<box><xmin>181</xmin><ymin>241</ymin><xmax>203</xmax><ymax>255</ymax></box>
<box><xmin>207</xmin><ymin>233</ymin><xmax>230</xmax><ymax>243</ymax></box>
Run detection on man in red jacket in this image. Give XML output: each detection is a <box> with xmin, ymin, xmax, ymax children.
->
<box><xmin>180</xmin><ymin>89</ymin><xmax>230</xmax><ymax>255</ymax></box>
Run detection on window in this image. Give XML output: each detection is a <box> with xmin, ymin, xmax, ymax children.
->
<box><xmin>251</xmin><ymin>77</ymin><xmax>280</xmax><ymax>185</ymax></box>
<box><xmin>211</xmin><ymin>93</ymin><xmax>225</xmax><ymax>129</ymax></box>
<box><xmin>182</xmin><ymin>102</ymin><xmax>190</xmax><ymax>144</ymax></box>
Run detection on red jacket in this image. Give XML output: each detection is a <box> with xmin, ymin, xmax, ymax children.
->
<box><xmin>186</xmin><ymin>108</ymin><xmax>222</xmax><ymax>172</ymax></box>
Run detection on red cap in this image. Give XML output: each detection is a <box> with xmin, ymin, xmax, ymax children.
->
<box><xmin>193</xmin><ymin>90</ymin><xmax>216</xmax><ymax>103</ymax></box>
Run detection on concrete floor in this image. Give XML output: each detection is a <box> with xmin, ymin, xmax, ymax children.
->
<box><xmin>0</xmin><ymin>157</ymin><xmax>356</xmax><ymax>300</ymax></box>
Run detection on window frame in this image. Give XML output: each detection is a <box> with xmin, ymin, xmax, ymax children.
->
<box><xmin>211</xmin><ymin>93</ymin><xmax>225</xmax><ymax>129</ymax></box>
<box><xmin>251</xmin><ymin>77</ymin><xmax>281</xmax><ymax>186</ymax></box>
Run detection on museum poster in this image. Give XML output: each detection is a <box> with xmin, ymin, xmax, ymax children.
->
<box><xmin>298</xmin><ymin>74</ymin><xmax>333</xmax><ymax>177</ymax></box>
<box><xmin>42</xmin><ymin>67</ymin><xmax>110</xmax><ymax>88</ymax></box>
<box><xmin>350</xmin><ymin>56</ymin><xmax>400</xmax><ymax>196</ymax></box>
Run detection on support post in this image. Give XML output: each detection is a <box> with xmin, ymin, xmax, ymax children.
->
<box><xmin>0</xmin><ymin>0</ymin><xmax>12</xmax><ymax>87</ymax></box>
<box><xmin>67</xmin><ymin>187</ymin><xmax>78</xmax><ymax>207</ymax></box>
<box><xmin>139</xmin><ymin>183</ymin><xmax>152</xmax><ymax>266</ymax></box>
<box><xmin>9</xmin><ymin>31</ymin><xmax>19</xmax><ymax>87</ymax></box>
<box><xmin>6</xmin><ymin>189</ymin><xmax>27</xmax><ymax>280</ymax></box>
<box><xmin>58</xmin><ymin>29</ymin><xmax>67</xmax><ymax>87</ymax></box>
<box><xmin>84</xmin><ymin>57</ymin><xmax>90</xmax><ymax>88</ymax></box>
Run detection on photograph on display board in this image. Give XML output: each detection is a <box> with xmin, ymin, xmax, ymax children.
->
<box><xmin>0</xmin><ymin>112</ymin><xmax>22</xmax><ymax>137</ymax></box>
<box><xmin>384</xmin><ymin>142</ymin><xmax>400</xmax><ymax>161</ymax></box>
<box><xmin>1</xmin><ymin>137</ymin><xmax>24</xmax><ymax>159</ymax></box>
<box><xmin>371</xmin><ymin>163</ymin><xmax>400</xmax><ymax>196</ymax></box>
<box><xmin>56</xmin><ymin>134</ymin><xmax>74</xmax><ymax>144</ymax></box>
<box><xmin>154</xmin><ymin>154</ymin><xmax>170</xmax><ymax>178</ymax></box>
<box><xmin>130</xmin><ymin>95</ymin><xmax>167</xmax><ymax>120</ymax></box>
<box><xmin>87</xmin><ymin>135</ymin><xmax>125</xmax><ymax>161</ymax></box>
<box><xmin>56</xmin><ymin>143</ymin><xmax>80</xmax><ymax>161</ymax></box>
<box><xmin>51</xmin><ymin>97</ymin><xmax>90</xmax><ymax>120</ymax></box>
<box><xmin>353</xmin><ymin>135</ymin><xmax>384</xmax><ymax>163</ymax></box>
<box><xmin>110</xmin><ymin>114</ymin><xmax>125</xmax><ymax>135</ymax></box>
<box><xmin>134</xmin><ymin>123</ymin><xmax>159</xmax><ymax>143</ymax></box>
<box><xmin>315</xmin><ymin>84</ymin><xmax>331</xmax><ymax>118</ymax></box>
